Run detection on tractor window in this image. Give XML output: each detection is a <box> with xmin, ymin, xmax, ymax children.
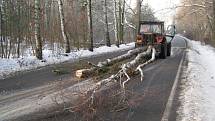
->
<box><xmin>166</xmin><ymin>25</ymin><xmax>176</xmax><ymax>36</ymax></box>
<box><xmin>140</xmin><ymin>24</ymin><xmax>162</xmax><ymax>33</ymax></box>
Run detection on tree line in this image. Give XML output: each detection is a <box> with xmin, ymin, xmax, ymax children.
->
<box><xmin>0</xmin><ymin>0</ymin><xmax>156</xmax><ymax>60</ymax></box>
<box><xmin>176</xmin><ymin>0</ymin><xmax>215</xmax><ymax>45</ymax></box>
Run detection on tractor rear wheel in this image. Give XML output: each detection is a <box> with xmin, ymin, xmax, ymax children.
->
<box><xmin>159</xmin><ymin>43</ymin><xmax>167</xmax><ymax>59</ymax></box>
<box><xmin>167</xmin><ymin>43</ymin><xmax>171</xmax><ymax>56</ymax></box>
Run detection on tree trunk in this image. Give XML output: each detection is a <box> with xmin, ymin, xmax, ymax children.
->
<box><xmin>0</xmin><ymin>6</ymin><xmax>4</xmax><ymax>58</ymax></box>
<box><xmin>87</xmin><ymin>0</ymin><xmax>94</xmax><ymax>51</ymax></box>
<box><xmin>34</xmin><ymin>0</ymin><xmax>43</xmax><ymax>60</ymax></box>
<box><xmin>57</xmin><ymin>0</ymin><xmax>70</xmax><ymax>53</ymax></box>
<box><xmin>118</xmin><ymin>0</ymin><xmax>122</xmax><ymax>45</ymax></box>
<box><xmin>75</xmin><ymin>47</ymin><xmax>147</xmax><ymax>78</ymax></box>
<box><xmin>1</xmin><ymin>0</ymin><xmax>6</xmax><ymax>58</ymax></box>
<box><xmin>44</xmin><ymin>0</ymin><xmax>50</xmax><ymax>29</ymax></box>
<box><xmin>17</xmin><ymin>0</ymin><xmax>21</xmax><ymax>58</ymax></box>
<box><xmin>7</xmin><ymin>39</ymin><xmax>12</xmax><ymax>58</ymax></box>
<box><xmin>104</xmin><ymin>0</ymin><xmax>111</xmax><ymax>47</ymax></box>
<box><xmin>113</xmin><ymin>0</ymin><xmax>119</xmax><ymax>47</ymax></box>
<box><xmin>213</xmin><ymin>0</ymin><xmax>215</xmax><ymax>40</ymax></box>
<box><xmin>136</xmin><ymin>0</ymin><xmax>141</xmax><ymax>34</ymax></box>
<box><xmin>120</xmin><ymin>0</ymin><xmax>125</xmax><ymax>44</ymax></box>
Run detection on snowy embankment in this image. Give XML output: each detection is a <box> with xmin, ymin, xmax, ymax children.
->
<box><xmin>0</xmin><ymin>43</ymin><xmax>134</xmax><ymax>79</ymax></box>
<box><xmin>177</xmin><ymin>39</ymin><xmax>215</xmax><ymax>121</ymax></box>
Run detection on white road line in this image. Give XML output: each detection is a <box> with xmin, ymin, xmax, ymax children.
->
<box><xmin>172</xmin><ymin>47</ymin><xmax>186</xmax><ymax>49</ymax></box>
<box><xmin>161</xmin><ymin>51</ymin><xmax>185</xmax><ymax>121</ymax></box>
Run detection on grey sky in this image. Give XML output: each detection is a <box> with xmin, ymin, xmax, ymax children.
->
<box><xmin>143</xmin><ymin>0</ymin><xmax>180</xmax><ymax>24</ymax></box>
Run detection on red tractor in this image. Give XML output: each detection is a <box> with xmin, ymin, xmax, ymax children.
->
<box><xmin>135</xmin><ymin>21</ymin><xmax>176</xmax><ymax>59</ymax></box>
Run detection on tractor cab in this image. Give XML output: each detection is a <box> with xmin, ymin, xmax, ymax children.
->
<box><xmin>136</xmin><ymin>21</ymin><xmax>165</xmax><ymax>46</ymax></box>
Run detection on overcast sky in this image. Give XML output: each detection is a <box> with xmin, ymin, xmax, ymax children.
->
<box><xmin>143</xmin><ymin>0</ymin><xmax>181</xmax><ymax>24</ymax></box>
<box><xmin>130</xmin><ymin>0</ymin><xmax>181</xmax><ymax>24</ymax></box>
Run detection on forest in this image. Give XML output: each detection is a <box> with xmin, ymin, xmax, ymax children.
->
<box><xmin>0</xmin><ymin>0</ymin><xmax>156</xmax><ymax>59</ymax></box>
<box><xmin>176</xmin><ymin>0</ymin><xmax>215</xmax><ymax>45</ymax></box>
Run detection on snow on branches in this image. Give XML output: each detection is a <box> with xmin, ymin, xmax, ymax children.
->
<box><xmin>76</xmin><ymin>46</ymin><xmax>148</xmax><ymax>78</ymax></box>
<box><xmin>91</xmin><ymin>46</ymin><xmax>156</xmax><ymax>95</ymax></box>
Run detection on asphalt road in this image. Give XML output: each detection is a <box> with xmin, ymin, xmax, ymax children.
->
<box><xmin>38</xmin><ymin>35</ymin><xmax>186</xmax><ymax>121</ymax></box>
<box><xmin>0</xmin><ymin>35</ymin><xmax>186</xmax><ymax>121</ymax></box>
<box><xmin>29</xmin><ymin>35</ymin><xmax>186</xmax><ymax>121</ymax></box>
<box><xmin>123</xmin><ymin>35</ymin><xmax>186</xmax><ymax>121</ymax></box>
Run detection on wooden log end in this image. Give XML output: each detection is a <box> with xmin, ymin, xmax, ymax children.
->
<box><xmin>76</xmin><ymin>69</ymin><xmax>92</xmax><ymax>78</ymax></box>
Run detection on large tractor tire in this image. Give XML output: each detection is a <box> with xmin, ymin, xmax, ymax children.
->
<box><xmin>167</xmin><ymin>43</ymin><xmax>171</xmax><ymax>56</ymax></box>
<box><xmin>159</xmin><ymin>43</ymin><xmax>167</xmax><ymax>59</ymax></box>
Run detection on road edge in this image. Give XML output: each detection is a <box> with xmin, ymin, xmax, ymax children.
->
<box><xmin>161</xmin><ymin>37</ymin><xmax>187</xmax><ymax>121</ymax></box>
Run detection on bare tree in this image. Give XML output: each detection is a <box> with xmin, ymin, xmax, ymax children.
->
<box><xmin>176</xmin><ymin>0</ymin><xmax>214</xmax><ymax>42</ymax></box>
<box><xmin>113</xmin><ymin>0</ymin><xmax>119</xmax><ymax>47</ymax></box>
<box><xmin>34</xmin><ymin>0</ymin><xmax>42</xmax><ymax>60</ymax></box>
<box><xmin>58</xmin><ymin>0</ymin><xmax>71</xmax><ymax>53</ymax></box>
<box><xmin>118</xmin><ymin>0</ymin><xmax>126</xmax><ymax>44</ymax></box>
<box><xmin>113</xmin><ymin>0</ymin><xmax>126</xmax><ymax>47</ymax></box>
<box><xmin>136</xmin><ymin>0</ymin><xmax>142</xmax><ymax>34</ymax></box>
<box><xmin>87</xmin><ymin>0</ymin><xmax>94</xmax><ymax>51</ymax></box>
<box><xmin>0</xmin><ymin>3</ymin><xmax>4</xmax><ymax>58</ymax></box>
<box><xmin>213</xmin><ymin>0</ymin><xmax>215</xmax><ymax>40</ymax></box>
<box><xmin>104</xmin><ymin>0</ymin><xmax>111</xmax><ymax>47</ymax></box>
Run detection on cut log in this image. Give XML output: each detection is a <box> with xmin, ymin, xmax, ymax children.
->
<box><xmin>123</xmin><ymin>46</ymin><xmax>152</xmax><ymax>69</ymax></box>
<box><xmin>76</xmin><ymin>69</ymin><xmax>93</xmax><ymax>78</ymax></box>
<box><xmin>98</xmin><ymin>46</ymin><xmax>147</xmax><ymax>67</ymax></box>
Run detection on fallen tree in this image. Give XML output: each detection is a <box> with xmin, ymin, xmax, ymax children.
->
<box><xmin>92</xmin><ymin>46</ymin><xmax>156</xmax><ymax>91</ymax></box>
<box><xmin>76</xmin><ymin>46</ymin><xmax>148</xmax><ymax>78</ymax></box>
<box><xmin>64</xmin><ymin>46</ymin><xmax>156</xmax><ymax>118</ymax></box>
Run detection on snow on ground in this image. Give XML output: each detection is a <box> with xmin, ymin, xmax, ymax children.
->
<box><xmin>177</xmin><ymin>39</ymin><xmax>215</xmax><ymax>121</ymax></box>
<box><xmin>0</xmin><ymin>43</ymin><xmax>134</xmax><ymax>79</ymax></box>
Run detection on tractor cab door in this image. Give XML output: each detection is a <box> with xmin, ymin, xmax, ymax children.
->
<box><xmin>165</xmin><ymin>25</ymin><xmax>176</xmax><ymax>37</ymax></box>
<box><xmin>165</xmin><ymin>25</ymin><xmax>176</xmax><ymax>43</ymax></box>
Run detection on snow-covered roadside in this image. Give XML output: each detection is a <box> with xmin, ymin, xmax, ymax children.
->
<box><xmin>177</xmin><ymin>39</ymin><xmax>215</xmax><ymax>121</ymax></box>
<box><xmin>0</xmin><ymin>43</ymin><xmax>134</xmax><ymax>79</ymax></box>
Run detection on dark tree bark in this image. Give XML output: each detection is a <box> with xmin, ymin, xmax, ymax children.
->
<box><xmin>34</xmin><ymin>0</ymin><xmax>43</xmax><ymax>60</ymax></box>
<box><xmin>0</xmin><ymin>6</ymin><xmax>4</xmax><ymax>58</ymax></box>
<box><xmin>136</xmin><ymin>0</ymin><xmax>142</xmax><ymax>34</ymax></box>
<box><xmin>113</xmin><ymin>0</ymin><xmax>119</xmax><ymax>47</ymax></box>
<box><xmin>213</xmin><ymin>0</ymin><xmax>215</xmax><ymax>40</ymax></box>
<box><xmin>58</xmin><ymin>0</ymin><xmax>71</xmax><ymax>53</ymax></box>
<box><xmin>118</xmin><ymin>0</ymin><xmax>122</xmax><ymax>44</ymax></box>
<box><xmin>104</xmin><ymin>0</ymin><xmax>111</xmax><ymax>47</ymax></box>
<box><xmin>17</xmin><ymin>0</ymin><xmax>21</xmax><ymax>58</ymax></box>
<box><xmin>120</xmin><ymin>0</ymin><xmax>125</xmax><ymax>44</ymax></box>
<box><xmin>88</xmin><ymin>0</ymin><xmax>94</xmax><ymax>51</ymax></box>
